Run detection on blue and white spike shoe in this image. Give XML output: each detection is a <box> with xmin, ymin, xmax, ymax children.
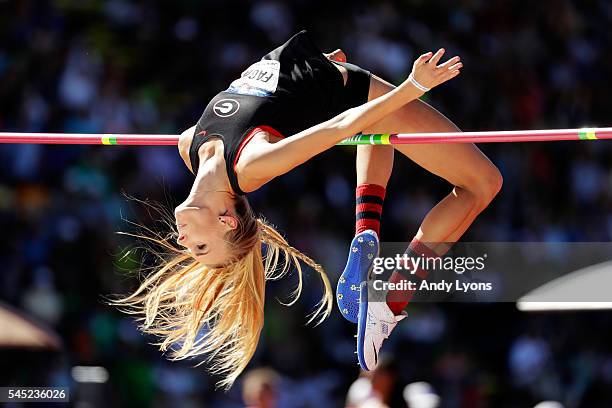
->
<box><xmin>336</xmin><ymin>229</ymin><xmax>379</xmax><ymax>323</ymax></box>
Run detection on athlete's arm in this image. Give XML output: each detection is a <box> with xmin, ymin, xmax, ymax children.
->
<box><xmin>238</xmin><ymin>49</ymin><xmax>462</xmax><ymax>189</ymax></box>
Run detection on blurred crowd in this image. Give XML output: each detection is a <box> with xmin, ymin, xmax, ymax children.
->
<box><xmin>1</xmin><ymin>0</ymin><xmax>612</xmax><ymax>407</ymax></box>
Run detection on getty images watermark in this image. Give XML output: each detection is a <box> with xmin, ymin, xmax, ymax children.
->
<box><xmin>371</xmin><ymin>252</ymin><xmax>493</xmax><ymax>294</ymax></box>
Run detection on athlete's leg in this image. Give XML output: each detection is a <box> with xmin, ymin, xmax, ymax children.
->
<box><xmin>366</xmin><ymin>73</ymin><xmax>501</xmax><ymax>315</ymax></box>
<box><xmin>333</xmin><ymin>58</ymin><xmax>395</xmax><ymax>322</ymax></box>
<box><xmin>326</xmin><ymin>54</ymin><xmax>395</xmax><ymax>234</ymax></box>
<box><xmin>327</xmin><ymin>56</ymin><xmax>393</xmax><ymax>201</ymax></box>
<box><xmin>356</xmin><ymin>75</ymin><xmax>502</xmax><ymax>371</ymax></box>
<box><xmin>363</xmin><ymin>74</ymin><xmax>503</xmax><ymax>251</ymax></box>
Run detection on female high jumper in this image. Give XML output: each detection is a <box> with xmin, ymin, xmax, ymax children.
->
<box><xmin>114</xmin><ymin>30</ymin><xmax>501</xmax><ymax>387</ymax></box>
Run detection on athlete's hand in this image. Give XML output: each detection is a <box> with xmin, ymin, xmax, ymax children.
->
<box><xmin>324</xmin><ymin>49</ymin><xmax>347</xmax><ymax>63</ymax></box>
<box><xmin>404</xmin><ymin>48</ymin><xmax>462</xmax><ymax>92</ymax></box>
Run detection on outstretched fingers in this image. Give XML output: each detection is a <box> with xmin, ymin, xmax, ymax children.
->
<box><xmin>434</xmin><ymin>54</ymin><xmax>463</xmax><ymax>79</ymax></box>
<box><xmin>404</xmin><ymin>47</ymin><xmax>463</xmax><ymax>93</ymax></box>
<box><xmin>416</xmin><ymin>51</ymin><xmax>434</xmax><ymax>64</ymax></box>
<box><xmin>441</xmin><ymin>61</ymin><xmax>463</xmax><ymax>78</ymax></box>
<box><xmin>438</xmin><ymin>55</ymin><xmax>461</xmax><ymax>69</ymax></box>
<box><xmin>428</xmin><ymin>48</ymin><xmax>446</xmax><ymax>65</ymax></box>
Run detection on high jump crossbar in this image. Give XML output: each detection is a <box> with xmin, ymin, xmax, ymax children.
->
<box><xmin>0</xmin><ymin>127</ymin><xmax>611</xmax><ymax>145</ymax></box>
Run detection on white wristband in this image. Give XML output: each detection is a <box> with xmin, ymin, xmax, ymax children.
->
<box><xmin>408</xmin><ymin>73</ymin><xmax>430</xmax><ymax>92</ymax></box>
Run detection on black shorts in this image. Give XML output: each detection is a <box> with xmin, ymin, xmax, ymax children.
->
<box><xmin>330</xmin><ymin>60</ymin><xmax>372</xmax><ymax>111</ymax></box>
<box><xmin>261</xmin><ymin>30</ymin><xmax>372</xmax><ymax>134</ymax></box>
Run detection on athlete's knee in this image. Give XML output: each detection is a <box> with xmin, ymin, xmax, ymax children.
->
<box><xmin>473</xmin><ymin>164</ymin><xmax>503</xmax><ymax>209</ymax></box>
<box><xmin>458</xmin><ymin>164</ymin><xmax>502</xmax><ymax>210</ymax></box>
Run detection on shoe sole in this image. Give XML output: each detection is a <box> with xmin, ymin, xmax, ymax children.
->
<box><xmin>356</xmin><ymin>276</ymin><xmax>370</xmax><ymax>370</ymax></box>
<box><xmin>336</xmin><ymin>230</ymin><xmax>379</xmax><ymax>323</ymax></box>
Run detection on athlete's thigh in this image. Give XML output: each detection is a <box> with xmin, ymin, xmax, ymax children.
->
<box><xmin>364</xmin><ymin>74</ymin><xmax>496</xmax><ymax>187</ymax></box>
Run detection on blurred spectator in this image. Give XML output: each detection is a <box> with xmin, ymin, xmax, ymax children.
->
<box><xmin>346</xmin><ymin>356</ymin><xmax>401</xmax><ymax>408</ymax></box>
<box><xmin>403</xmin><ymin>382</ymin><xmax>440</xmax><ymax>408</ymax></box>
<box><xmin>346</xmin><ymin>377</ymin><xmax>373</xmax><ymax>407</ymax></box>
<box><xmin>242</xmin><ymin>367</ymin><xmax>280</xmax><ymax>408</ymax></box>
<box><xmin>509</xmin><ymin>334</ymin><xmax>552</xmax><ymax>386</ymax></box>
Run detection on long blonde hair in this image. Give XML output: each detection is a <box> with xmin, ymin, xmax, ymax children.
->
<box><xmin>111</xmin><ymin>196</ymin><xmax>332</xmax><ymax>389</ymax></box>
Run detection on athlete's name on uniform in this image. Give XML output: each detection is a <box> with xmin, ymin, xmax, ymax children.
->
<box><xmin>228</xmin><ymin>60</ymin><xmax>280</xmax><ymax>96</ymax></box>
<box><xmin>241</xmin><ymin>66</ymin><xmax>275</xmax><ymax>83</ymax></box>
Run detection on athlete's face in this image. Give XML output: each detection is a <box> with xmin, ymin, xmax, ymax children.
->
<box><xmin>174</xmin><ymin>197</ymin><xmax>238</xmax><ymax>267</ymax></box>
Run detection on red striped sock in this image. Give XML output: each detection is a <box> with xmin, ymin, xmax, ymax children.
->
<box><xmin>355</xmin><ymin>184</ymin><xmax>386</xmax><ymax>236</ymax></box>
<box><xmin>386</xmin><ymin>238</ymin><xmax>443</xmax><ymax>315</ymax></box>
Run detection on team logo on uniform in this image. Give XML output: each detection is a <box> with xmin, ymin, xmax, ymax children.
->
<box><xmin>212</xmin><ymin>99</ymin><xmax>240</xmax><ymax>117</ymax></box>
